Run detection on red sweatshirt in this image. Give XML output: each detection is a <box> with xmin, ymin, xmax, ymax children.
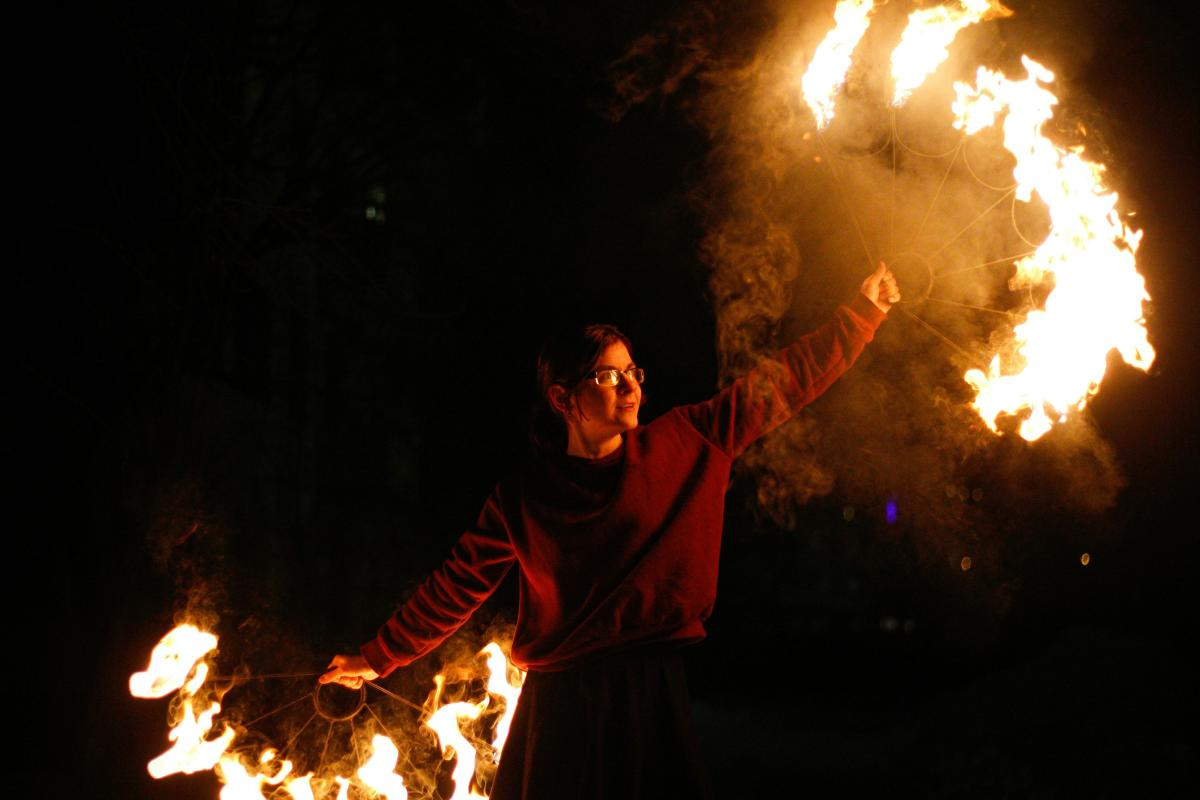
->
<box><xmin>362</xmin><ymin>293</ymin><xmax>886</xmax><ymax>675</ymax></box>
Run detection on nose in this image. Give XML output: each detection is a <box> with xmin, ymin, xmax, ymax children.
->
<box><xmin>617</xmin><ymin>372</ymin><xmax>639</xmax><ymax>395</ymax></box>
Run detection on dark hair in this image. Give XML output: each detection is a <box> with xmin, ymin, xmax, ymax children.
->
<box><xmin>529</xmin><ymin>323</ymin><xmax>633</xmax><ymax>455</ymax></box>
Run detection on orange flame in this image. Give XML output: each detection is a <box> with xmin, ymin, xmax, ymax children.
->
<box><xmin>480</xmin><ymin>643</ymin><xmax>524</xmax><ymax>758</ymax></box>
<box><xmin>134</xmin><ymin>626</ymin><xmax>523</xmax><ymax>799</ymax></box>
<box><xmin>954</xmin><ymin>57</ymin><xmax>1154</xmax><ymax>439</ymax></box>
<box><xmin>358</xmin><ymin>735</ymin><xmax>410</xmax><ymax>800</ymax></box>
<box><xmin>129</xmin><ymin>624</ymin><xmax>217</xmax><ymax>699</ymax></box>
<box><xmin>426</xmin><ymin>675</ymin><xmax>488</xmax><ymax>800</ymax></box>
<box><xmin>130</xmin><ymin>625</ymin><xmax>235</xmax><ymax>778</ymax></box>
<box><xmin>890</xmin><ymin>0</ymin><xmax>1011</xmax><ymax>107</ymax></box>
<box><xmin>801</xmin><ymin>0</ymin><xmax>876</xmax><ymax>129</ymax></box>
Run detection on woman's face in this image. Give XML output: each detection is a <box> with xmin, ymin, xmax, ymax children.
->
<box><xmin>570</xmin><ymin>340</ymin><xmax>641</xmax><ymax>441</ymax></box>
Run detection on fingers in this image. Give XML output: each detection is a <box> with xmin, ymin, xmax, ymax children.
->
<box><xmin>318</xmin><ymin>655</ymin><xmax>341</xmax><ymax>684</ymax></box>
<box><xmin>320</xmin><ymin>654</ymin><xmax>375</xmax><ymax>689</ymax></box>
<box><xmin>875</xmin><ymin>262</ymin><xmax>900</xmax><ymax>304</ymax></box>
<box><xmin>882</xmin><ymin>273</ymin><xmax>901</xmax><ymax>304</ymax></box>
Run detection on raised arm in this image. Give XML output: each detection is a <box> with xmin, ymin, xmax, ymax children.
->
<box><xmin>323</xmin><ymin>486</ymin><xmax>517</xmax><ymax>685</ymax></box>
<box><xmin>683</xmin><ymin>265</ymin><xmax>896</xmax><ymax>458</ymax></box>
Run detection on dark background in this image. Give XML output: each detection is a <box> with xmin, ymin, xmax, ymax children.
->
<box><xmin>26</xmin><ymin>0</ymin><xmax>1196</xmax><ymax>796</ymax></box>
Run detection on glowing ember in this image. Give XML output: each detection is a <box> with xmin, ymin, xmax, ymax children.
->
<box><xmin>358</xmin><ymin>735</ymin><xmax>409</xmax><ymax>800</ymax></box>
<box><xmin>890</xmin><ymin>0</ymin><xmax>1011</xmax><ymax>107</ymax></box>
<box><xmin>954</xmin><ymin>57</ymin><xmax>1154</xmax><ymax>439</ymax></box>
<box><xmin>801</xmin><ymin>0</ymin><xmax>876</xmax><ymax>129</ymax></box>
<box><xmin>129</xmin><ymin>624</ymin><xmax>218</xmax><ymax>699</ymax></box>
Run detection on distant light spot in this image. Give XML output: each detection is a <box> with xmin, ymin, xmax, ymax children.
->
<box><xmin>366</xmin><ymin>206</ymin><xmax>377</xmax><ymax>220</ymax></box>
<box><xmin>842</xmin><ymin>505</ymin><xmax>855</xmax><ymax>522</ymax></box>
<box><xmin>957</xmin><ymin>486</ymin><xmax>970</xmax><ymax>501</ymax></box>
<box><xmin>885</xmin><ymin>498</ymin><xmax>898</xmax><ymax>524</ymax></box>
<box><xmin>880</xmin><ymin>616</ymin><xmax>899</xmax><ymax>632</ymax></box>
<box><xmin>369</xmin><ymin>185</ymin><xmax>387</xmax><ymax>203</ymax></box>
<box><xmin>814</xmin><ymin>155</ymin><xmax>823</xmax><ymax>163</ymax></box>
<box><xmin>971</xmin><ymin>488</ymin><xmax>983</xmax><ymax>502</ymax></box>
<box><xmin>1080</xmin><ymin>552</ymin><xmax>1090</xmax><ymax>566</ymax></box>
<box><xmin>960</xmin><ymin>556</ymin><xmax>972</xmax><ymax>571</ymax></box>
<box><xmin>945</xmin><ymin>485</ymin><xmax>957</xmax><ymax>499</ymax></box>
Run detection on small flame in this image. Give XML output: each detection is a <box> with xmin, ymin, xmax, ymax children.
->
<box><xmin>215</xmin><ymin>751</ymin><xmax>297</xmax><ymax>800</ymax></box>
<box><xmin>129</xmin><ymin>624</ymin><xmax>217</xmax><ymax>699</ymax></box>
<box><xmin>284</xmin><ymin>775</ymin><xmax>315</xmax><ymax>800</ymax></box>
<box><xmin>890</xmin><ymin>0</ymin><xmax>1011</xmax><ymax>107</ymax></box>
<box><xmin>801</xmin><ymin>0</ymin><xmax>876</xmax><ymax>129</ymax></box>
<box><xmin>427</xmin><ymin>695</ymin><xmax>487</xmax><ymax>800</ymax></box>
<box><xmin>954</xmin><ymin>57</ymin><xmax>1154</xmax><ymax>439</ymax></box>
<box><xmin>358</xmin><ymin>735</ymin><xmax>409</xmax><ymax>800</ymax></box>
<box><xmin>147</xmin><ymin>696</ymin><xmax>236</xmax><ymax>778</ymax></box>
<box><xmin>480</xmin><ymin>643</ymin><xmax>524</xmax><ymax>758</ymax></box>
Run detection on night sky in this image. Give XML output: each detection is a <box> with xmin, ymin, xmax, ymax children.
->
<box><xmin>30</xmin><ymin>0</ymin><xmax>1197</xmax><ymax>796</ymax></box>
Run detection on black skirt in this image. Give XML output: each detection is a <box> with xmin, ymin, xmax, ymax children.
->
<box><xmin>490</xmin><ymin>646</ymin><xmax>715</xmax><ymax>800</ymax></box>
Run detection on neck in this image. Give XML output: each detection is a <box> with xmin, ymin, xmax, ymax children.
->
<box><xmin>565</xmin><ymin>429</ymin><xmax>623</xmax><ymax>460</ymax></box>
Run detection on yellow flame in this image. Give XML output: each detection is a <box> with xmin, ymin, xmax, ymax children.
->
<box><xmin>283</xmin><ymin>774</ymin><xmax>315</xmax><ymax>800</ymax></box>
<box><xmin>801</xmin><ymin>0</ymin><xmax>876</xmax><ymax>129</ymax></box>
<box><xmin>131</xmin><ymin>625</ymin><xmax>236</xmax><ymax>779</ymax></box>
<box><xmin>133</xmin><ymin>631</ymin><xmax>521</xmax><ymax>799</ymax></box>
<box><xmin>890</xmin><ymin>0</ymin><xmax>1011</xmax><ymax>107</ymax></box>
<box><xmin>427</xmin><ymin>699</ymin><xmax>487</xmax><ymax>800</ymax></box>
<box><xmin>358</xmin><ymin>735</ymin><xmax>409</xmax><ymax>800</ymax></box>
<box><xmin>130</xmin><ymin>624</ymin><xmax>218</xmax><ymax>699</ymax></box>
<box><xmin>954</xmin><ymin>56</ymin><xmax>1154</xmax><ymax>439</ymax></box>
<box><xmin>480</xmin><ymin>643</ymin><xmax>524</xmax><ymax>760</ymax></box>
<box><xmin>215</xmin><ymin>752</ymin><xmax>298</xmax><ymax>800</ymax></box>
<box><xmin>147</xmin><ymin>696</ymin><xmax>236</xmax><ymax>778</ymax></box>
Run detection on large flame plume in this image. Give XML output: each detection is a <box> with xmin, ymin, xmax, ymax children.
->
<box><xmin>132</xmin><ymin>625</ymin><xmax>524</xmax><ymax>799</ymax></box>
<box><xmin>801</xmin><ymin>0</ymin><xmax>876</xmax><ymax>130</ymax></box>
<box><xmin>890</xmin><ymin>0</ymin><xmax>1011</xmax><ymax>107</ymax></box>
<box><xmin>130</xmin><ymin>624</ymin><xmax>235</xmax><ymax>778</ymax></box>
<box><xmin>799</xmin><ymin>2</ymin><xmax>1153</xmax><ymax>442</ymax></box>
<box><xmin>954</xmin><ymin>57</ymin><xmax>1154</xmax><ymax>439</ymax></box>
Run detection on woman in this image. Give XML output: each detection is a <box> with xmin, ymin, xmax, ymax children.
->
<box><xmin>323</xmin><ymin>263</ymin><xmax>899</xmax><ymax>798</ymax></box>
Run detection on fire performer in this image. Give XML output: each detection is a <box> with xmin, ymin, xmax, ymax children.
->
<box><xmin>322</xmin><ymin>262</ymin><xmax>899</xmax><ymax>798</ymax></box>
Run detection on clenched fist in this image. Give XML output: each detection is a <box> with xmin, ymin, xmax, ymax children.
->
<box><xmin>860</xmin><ymin>261</ymin><xmax>901</xmax><ymax>313</ymax></box>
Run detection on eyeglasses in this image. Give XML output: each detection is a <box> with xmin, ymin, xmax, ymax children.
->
<box><xmin>587</xmin><ymin>367</ymin><xmax>645</xmax><ymax>387</ymax></box>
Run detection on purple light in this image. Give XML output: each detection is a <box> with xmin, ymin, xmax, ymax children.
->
<box><xmin>885</xmin><ymin>498</ymin><xmax>898</xmax><ymax>524</ymax></box>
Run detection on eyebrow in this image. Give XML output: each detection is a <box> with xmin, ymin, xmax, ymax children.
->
<box><xmin>594</xmin><ymin>363</ymin><xmax>637</xmax><ymax>371</ymax></box>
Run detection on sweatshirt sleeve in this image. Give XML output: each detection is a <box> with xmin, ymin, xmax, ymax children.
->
<box><xmin>682</xmin><ymin>292</ymin><xmax>886</xmax><ymax>459</ymax></box>
<box><xmin>361</xmin><ymin>487</ymin><xmax>517</xmax><ymax>677</ymax></box>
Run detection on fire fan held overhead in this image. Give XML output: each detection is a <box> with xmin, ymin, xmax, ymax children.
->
<box><xmin>321</xmin><ymin>263</ymin><xmax>900</xmax><ymax>798</ymax></box>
